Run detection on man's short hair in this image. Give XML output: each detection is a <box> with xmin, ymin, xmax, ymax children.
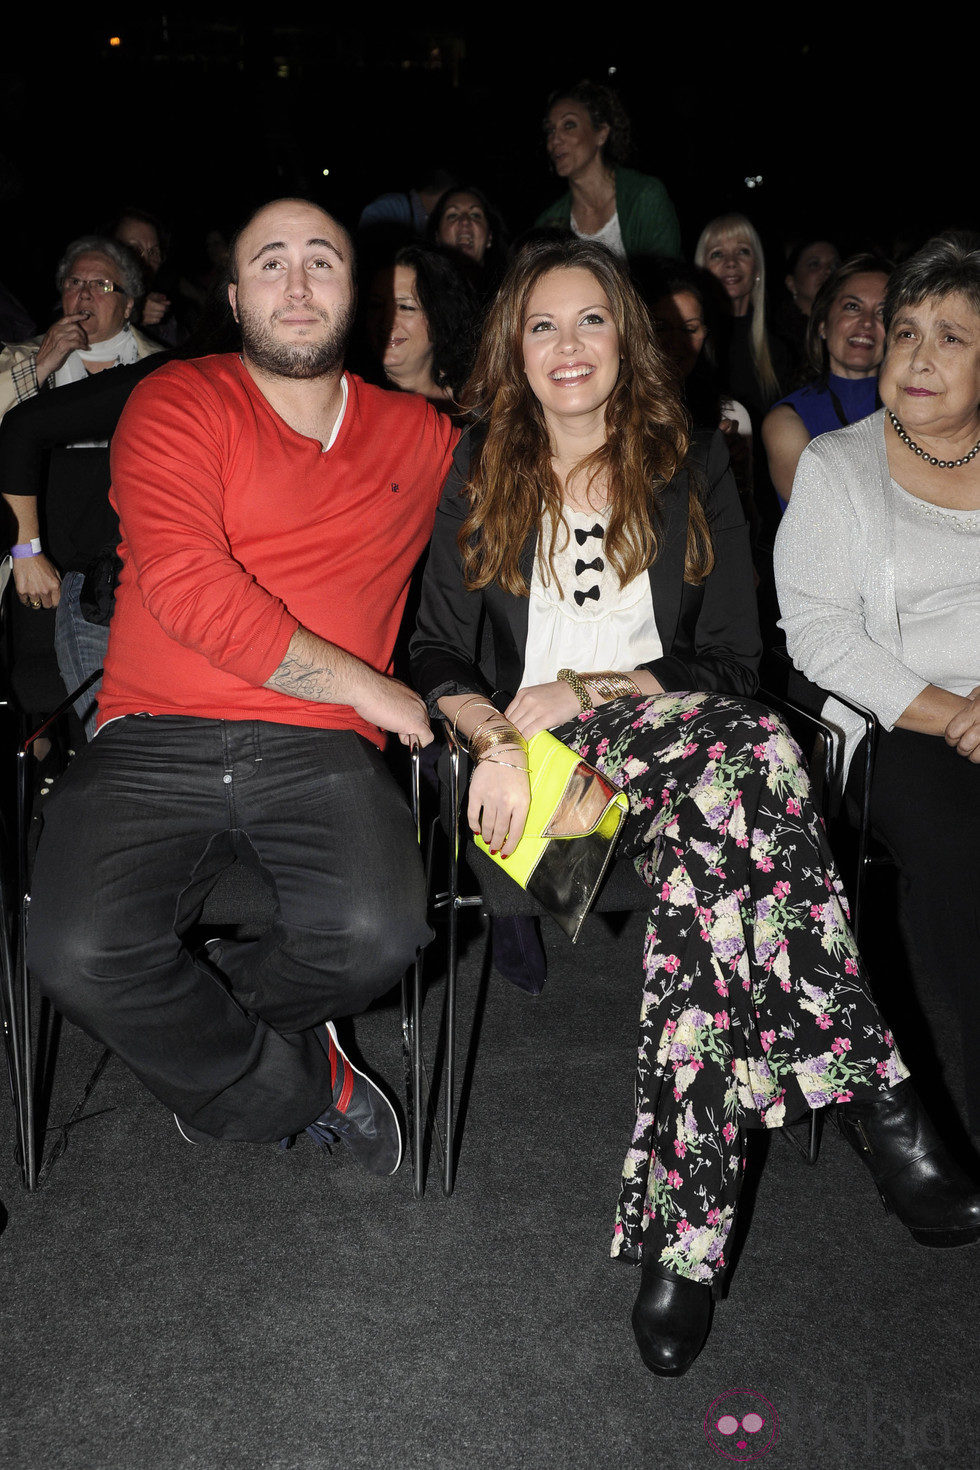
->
<box><xmin>226</xmin><ymin>198</ymin><xmax>356</xmax><ymax>286</ymax></box>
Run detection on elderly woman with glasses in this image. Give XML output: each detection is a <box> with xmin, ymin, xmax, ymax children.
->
<box><xmin>0</xmin><ymin>235</ymin><xmax>163</xmax><ymax>730</ymax></box>
<box><xmin>775</xmin><ymin>230</ymin><xmax>980</xmax><ymax>1152</ymax></box>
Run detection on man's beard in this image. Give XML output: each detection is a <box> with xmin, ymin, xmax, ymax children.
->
<box><xmin>237</xmin><ymin>299</ymin><xmax>354</xmax><ymax>379</ymax></box>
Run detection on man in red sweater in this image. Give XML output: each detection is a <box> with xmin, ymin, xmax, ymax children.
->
<box><xmin>28</xmin><ymin>199</ymin><xmax>458</xmax><ymax>1174</ymax></box>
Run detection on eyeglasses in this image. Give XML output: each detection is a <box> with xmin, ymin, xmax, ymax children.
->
<box><xmin>63</xmin><ymin>277</ymin><xmax>127</xmax><ymax>295</ymax></box>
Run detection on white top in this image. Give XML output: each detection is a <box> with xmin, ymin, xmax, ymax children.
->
<box><xmin>774</xmin><ymin>408</ymin><xmax>980</xmax><ymax>778</ymax></box>
<box><xmin>891</xmin><ymin>479</ymin><xmax>980</xmax><ymax>697</ymax></box>
<box><xmin>570</xmin><ymin>210</ymin><xmax>626</xmax><ymax>259</ymax></box>
<box><xmin>521</xmin><ymin>505</ymin><xmax>663</xmax><ymax>690</ymax></box>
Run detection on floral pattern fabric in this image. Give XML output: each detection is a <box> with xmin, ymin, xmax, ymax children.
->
<box><xmin>555</xmin><ymin>692</ymin><xmax>907</xmax><ymax>1284</ymax></box>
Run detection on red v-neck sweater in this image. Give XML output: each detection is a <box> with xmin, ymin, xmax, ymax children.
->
<box><xmin>98</xmin><ymin>356</ymin><xmax>458</xmax><ymax>746</ymax></box>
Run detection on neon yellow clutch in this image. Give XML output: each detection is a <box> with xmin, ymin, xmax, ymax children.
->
<box><xmin>473</xmin><ymin>729</ymin><xmax>629</xmax><ymax>942</ymax></box>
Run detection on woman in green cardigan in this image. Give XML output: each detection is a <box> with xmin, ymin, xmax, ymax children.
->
<box><xmin>536</xmin><ymin>80</ymin><xmax>681</xmax><ymax>263</ymax></box>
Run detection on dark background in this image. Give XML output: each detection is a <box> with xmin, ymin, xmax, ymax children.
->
<box><xmin>1</xmin><ymin>12</ymin><xmax>972</xmax><ymax>328</ymax></box>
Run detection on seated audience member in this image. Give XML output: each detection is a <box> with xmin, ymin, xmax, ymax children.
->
<box><xmin>358</xmin><ymin>166</ymin><xmax>457</xmax><ymax>246</ymax></box>
<box><xmin>425</xmin><ymin>184</ymin><xmax>510</xmax><ymax>297</ymax></box>
<box><xmin>772</xmin><ymin>237</ymin><xmax>840</xmax><ymax>368</ymax></box>
<box><xmin>411</xmin><ymin>235</ymin><xmax>980</xmax><ymax>1377</ymax></box>
<box><xmin>106</xmin><ymin>205</ymin><xmax>194</xmax><ymax>346</ymax></box>
<box><xmin>763</xmin><ymin>254</ymin><xmax>891</xmax><ymax>510</ymax></box>
<box><xmin>536</xmin><ymin>80</ymin><xmax>681</xmax><ymax>263</ymax></box>
<box><xmin>648</xmin><ymin>263</ymin><xmax>753</xmax><ymax>506</ymax></box>
<box><xmin>27</xmin><ymin>198</ymin><xmax>458</xmax><ymax>1174</ymax></box>
<box><xmin>0</xmin><ymin>235</ymin><xmax>162</xmax><ymax>732</ymax></box>
<box><xmin>0</xmin><ymin>281</ymin><xmax>240</xmax><ymax>738</ymax></box>
<box><xmin>694</xmin><ymin>214</ymin><xmax>790</xmax><ymax>425</ymax></box>
<box><xmin>774</xmin><ymin>231</ymin><xmax>980</xmax><ymax>1146</ymax></box>
<box><xmin>364</xmin><ymin>244</ymin><xmax>479</xmax><ymax>409</ymax></box>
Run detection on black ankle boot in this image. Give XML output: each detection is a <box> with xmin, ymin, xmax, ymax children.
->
<box><xmin>631</xmin><ymin>1260</ymin><xmax>716</xmax><ymax>1376</ymax></box>
<box><xmin>837</xmin><ymin>1080</ymin><xmax>980</xmax><ymax>1247</ymax></box>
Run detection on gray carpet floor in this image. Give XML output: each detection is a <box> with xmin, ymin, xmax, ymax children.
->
<box><xmin>2</xmin><ymin>902</ymin><xmax>979</xmax><ymax>1470</ymax></box>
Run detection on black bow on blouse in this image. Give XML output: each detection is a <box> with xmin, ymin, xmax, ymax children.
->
<box><xmin>574</xmin><ymin>524</ymin><xmax>604</xmax><ymax>545</ymax></box>
<box><xmin>573</xmin><ymin>586</ymin><xmax>601</xmax><ymax>606</ymax></box>
<box><xmin>575</xmin><ymin>557</ymin><xmax>604</xmax><ymax>576</ymax></box>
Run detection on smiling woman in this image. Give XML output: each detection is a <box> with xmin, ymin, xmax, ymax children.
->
<box><xmin>762</xmin><ymin>254</ymin><xmax>892</xmax><ymax>508</ymax></box>
<box><xmin>409</xmin><ymin>236</ymin><xmax>976</xmax><ymax>1378</ymax></box>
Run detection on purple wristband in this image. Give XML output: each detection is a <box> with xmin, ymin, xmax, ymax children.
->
<box><xmin>11</xmin><ymin>539</ymin><xmax>42</xmax><ymax>559</ymax></box>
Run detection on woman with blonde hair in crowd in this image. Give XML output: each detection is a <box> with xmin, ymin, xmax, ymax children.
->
<box><xmin>695</xmin><ymin>213</ymin><xmax>788</xmax><ymax>424</ymax></box>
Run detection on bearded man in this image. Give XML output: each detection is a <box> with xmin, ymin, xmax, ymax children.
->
<box><xmin>28</xmin><ymin>199</ymin><xmax>457</xmax><ymax>1173</ymax></box>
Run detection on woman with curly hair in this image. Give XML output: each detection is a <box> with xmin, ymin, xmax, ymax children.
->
<box><xmin>411</xmin><ymin>236</ymin><xmax>980</xmax><ymax>1376</ymax></box>
<box><xmin>365</xmin><ymin>244</ymin><xmax>479</xmax><ymax>408</ymax></box>
<box><xmin>536</xmin><ymin>80</ymin><xmax>681</xmax><ymax>263</ymax></box>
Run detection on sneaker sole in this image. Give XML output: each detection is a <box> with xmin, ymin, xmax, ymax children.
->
<box><xmin>325</xmin><ymin>1021</ymin><xmax>403</xmax><ymax>1176</ymax></box>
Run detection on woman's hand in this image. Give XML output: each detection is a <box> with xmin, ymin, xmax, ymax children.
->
<box><xmin>505</xmin><ymin>680</ymin><xmax>581</xmax><ymax>739</ymax></box>
<box><xmin>13</xmin><ymin>553</ymin><xmax>61</xmax><ymax>609</ymax></box>
<box><xmin>141</xmin><ymin>291</ymin><xmax>171</xmax><ymax>328</ymax></box>
<box><xmin>945</xmin><ymin>687</ymin><xmax>980</xmax><ymax>762</ymax></box>
<box><xmin>468</xmin><ymin>753</ymin><xmax>530</xmax><ymax>857</ymax></box>
<box><xmin>34</xmin><ymin>314</ymin><xmax>90</xmax><ymax>385</ymax></box>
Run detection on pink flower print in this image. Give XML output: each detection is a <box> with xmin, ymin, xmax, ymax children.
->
<box><xmin>810</xmin><ymin>903</ymin><xmax>824</xmax><ymax>918</ymax></box>
<box><xmin>787</xmin><ymin>797</ymin><xmax>801</xmax><ymax>815</ymax></box>
<box><xmin>831</xmin><ymin>1037</ymin><xmax>851</xmax><ymax>1056</ymax></box>
<box><xmin>673</xmin><ymin>1087</ymin><xmax>682</xmax><ymax>1101</ymax></box>
<box><xmin>844</xmin><ymin>958</ymin><xmax>858</xmax><ymax>974</ymax></box>
<box><xmin>876</xmin><ymin>1061</ymin><xmax>888</xmax><ymax>1077</ymax></box>
<box><xmin>660</xmin><ymin>881</ymin><xmax>671</xmax><ymax>900</ymax></box>
<box><xmin>773</xmin><ymin>880</ymin><xmax>791</xmax><ymax>898</ymax></box>
<box><xmin>663</xmin><ymin>1018</ymin><xmax>677</xmax><ymax>1037</ymax></box>
<box><xmin>834</xmin><ymin>1090</ymin><xmax>854</xmax><ymax>1103</ymax></box>
<box><xmin>780</xmin><ymin>979</ymin><xmax>791</xmax><ymax>992</ymax></box>
<box><xmin>674</xmin><ymin>1140</ymin><xmax>687</xmax><ymax>1158</ymax></box>
<box><xmin>722</xmin><ymin>1122</ymin><xmax>737</xmax><ymax>1143</ymax></box>
<box><xmin>714</xmin><ymin>978</ymin><xmax>729</xmax><ymax>997</ymax></box>
<box><xmin>706</xmin><ymin>1208</ymin><xmax>721</xmax><ymax>1226</ymax></box>
<box><xmin>759</xmin><ymin>716</ymin><xmax>776</xmax><ymax>731</ymax></box>
<box><xmin>736</xmin><ymin>836</ymin><xmax>748</xmax><ymax>848</ymax></box>
<box><xmin>707</xmin><ymin>742</ymin><xmax>727</xmax><ymax>759</ymax></box>
<box><xmin>760</xmin><ymin>1030</ymin><xmax>776</xmax><ymax>1052</ymax></box>
<box><xmin>753</xmin><ymin>742</ymin><xmax>768</xmax><ymax>760</ymax></box>
<box><xmin>815</xmin><ymin>1013</ymin><xmax>832</xmax><ymax>1030</ymax></box>
<box><xmin>680</xmin><ymin>709</ymin><xmax>698</xmax><ymax>721</ymax></box>
<box><xmin>682</xmin><ymin>742</ymin><xmax>698</xmax><ymax>758</ymax></box>
<box><xmin>756</xmin><ymin>854</ymin><xmax>775</xmax><ymax>872</ymax></box>
<box><xmin>663</xmin><ymin>955</ymin><xmax>680</xmax><ymax>973</ymax></box>
<box><xmin>884</xmin><ymin>1031</ymin><xmax>894</xmax><ymax>1047</ymax></box>
<box><xmin>667</xmin><ymin>1170</ymin><xmax>683</xmax><ymax>1189</ymax></box>
<box><xmin>713</xmin><ymin>1011</ymin><xmax>730</xmax><ymax>1031</ymax></box>
<box><xmin>676</xmin><ymin>1218</ymin><xmax>691</xmax><ymax>1233</ymax></box>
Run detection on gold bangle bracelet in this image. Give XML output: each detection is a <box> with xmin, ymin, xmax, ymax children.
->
<box><xmin>557</xmin><ymin>668</ymin><xmax>593</xmax><ymax>711</ymax></box>
<box><xmin>451</xmin><ymin>697</ymin><xmax>499</xmax><ymax>745</ymax></box>
<box><xmin>579</xmin><ymin>670</ymin><xmax>642</xmax><ymax>702</ymax></box>
<box><xmin>470</xmin><ymin>725</ymin><xmax>527</xmax><ymax>763</ymax></box>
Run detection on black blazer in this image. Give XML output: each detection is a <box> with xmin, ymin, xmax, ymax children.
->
<box><xmin>410</xmin><ymin>427</ymin><xmax>761</xmax><ymax>711</ymax></box>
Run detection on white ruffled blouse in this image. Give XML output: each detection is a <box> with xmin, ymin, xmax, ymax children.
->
<box><xmin>520</xmin><ymin>505</ymin><xmax>663</xmax><ymax>688</ymax></box>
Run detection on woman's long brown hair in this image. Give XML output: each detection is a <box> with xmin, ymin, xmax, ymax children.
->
<box><xmin>458</xmin><ymin>236</ymin><xmax>714</xmax><ymax>595</ymax></box>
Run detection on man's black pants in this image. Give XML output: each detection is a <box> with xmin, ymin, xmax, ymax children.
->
<box><xmin>28</xmin><ymin>716</ymin><xmax>429</xmax><ymax>1141</ymax></box>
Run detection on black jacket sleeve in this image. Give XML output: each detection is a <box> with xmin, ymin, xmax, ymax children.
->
<box><xmin>639</xmin><ymin>430</ymin><xmax>761</xmax><ymax>697</ymax></box>
<box><xmin>410</xmin><ymin>433</ymin><xmax>496</xmax><ymax>714</ymax></box>
<box><xmin>0</xmin><ymin>353</ymin><xmax>172</xmax><ymax>499</ymax></box>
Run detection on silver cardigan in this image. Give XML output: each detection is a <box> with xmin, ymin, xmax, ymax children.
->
<box><xmin>773</xmin><ymin>408</ymin><xmax>931</xmax><ymax>776</ymax></box>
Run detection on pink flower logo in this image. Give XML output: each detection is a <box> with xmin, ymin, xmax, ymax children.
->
<box><xmin>705</xmin><ymin>1389</ymin><xmax>780</xmax><ymax>1462</ymax></box>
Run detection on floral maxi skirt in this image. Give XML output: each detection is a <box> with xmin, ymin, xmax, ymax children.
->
<box><xmin>557</xmin><ymin>692</ymin><xmax>906</xmax><ymax>1284</ymax></box>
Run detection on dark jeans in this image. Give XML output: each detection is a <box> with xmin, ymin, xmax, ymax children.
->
<box><xmin>28</xmin><ymin>716</ymin><xmax>429</xmax><ymax>1142</ymax></box>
